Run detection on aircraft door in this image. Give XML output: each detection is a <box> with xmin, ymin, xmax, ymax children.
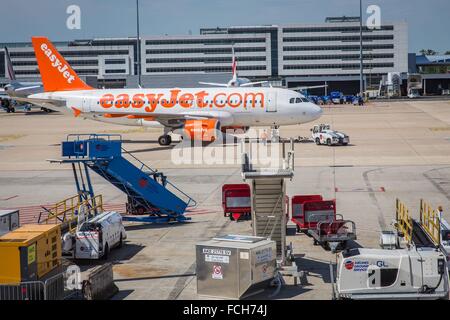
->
<box><xmin>266</xmin><ymin>90</ymin><xmax>277</xmax><ymax>112</ymax></box>
<box><xmin>82</xmin><ymin>97</ymin><xmax>91</xmax><ymax>112</ymax></box>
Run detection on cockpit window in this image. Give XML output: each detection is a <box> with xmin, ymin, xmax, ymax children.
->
<box><xmin>301</xmin><ymin>97</ymin><xmax>309</xmax><ymax>102</ymax></box>
<box><xmin>295</xmin><ymin>98</ymin><xmax>301</xmax><ymax>103</ymax></box>
<box><xmin>289</xmin><ymin>97</ymin><xmax>295</xmax><ymax>104</ymax></box>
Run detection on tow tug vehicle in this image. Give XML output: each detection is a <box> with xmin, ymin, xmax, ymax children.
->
<box><xmin>311</xmin><ymin>124</ymin><xmax>349</xmax><ymax>146</ymax></box>
<box><xmin>332</xmin><ymin>199</ymin><xmax>449</xmax><ymax>300</ymax></box>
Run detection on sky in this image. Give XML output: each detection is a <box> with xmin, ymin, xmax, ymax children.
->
<box><xmin>1</xmin><ymin>0</ymin><xmax>449</xmax><ymax>54</ymax></box>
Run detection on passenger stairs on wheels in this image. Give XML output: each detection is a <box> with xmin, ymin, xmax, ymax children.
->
<box><xmin>50</xmin><ymin>134</ymin><xmax>196</xmax><ymax>224</ymax></box>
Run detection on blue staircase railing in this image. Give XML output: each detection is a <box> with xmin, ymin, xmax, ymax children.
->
<box><xmin>121</xmin><ymin>147</ymin><xmax>197</xmax><ymax>208</ymax></box>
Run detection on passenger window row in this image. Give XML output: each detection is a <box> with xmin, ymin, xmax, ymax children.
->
<box><xmin>289</xmin><ymin>97</ymin><xmax>309</xmax><ymax>103</ymax></box>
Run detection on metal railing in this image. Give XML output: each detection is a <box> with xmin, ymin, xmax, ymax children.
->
<box><xmin>396</xmin><ymin>198</ymin><xmax>413</xmax><ymax>244</ymax></box>
<box><xmin>0</xmin><ymin>271</ymin><xmax>80</xmax><ymax>300</ymax></box>
<box><xmin>66</xmin><ymin>133</ymin><xmax>122</xmax><ymax>143</ymax></box>
<box><xmin>38</xmin><ymin>194</ymin><xmax>103</xmax><ymax>233</ymax></box>
<box><xmin>420</xmin><ymin>199</ymin><xmax>441</xmax><ymax>246</ymax></box>
<box><xmin>0</xmin><ymin>281</ymin><xmax>45</xmax><ymax>300</ymax></box>
<box><xmin>122</xmin><ymin>147</ymin><xmax>197</xmax><ymax>208</ymax></box>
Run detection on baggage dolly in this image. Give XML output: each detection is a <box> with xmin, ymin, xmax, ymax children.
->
<box><xmin>307</xmin><ymin>214</ymin><xmax>356</xmax><ymax>252</ymax></box>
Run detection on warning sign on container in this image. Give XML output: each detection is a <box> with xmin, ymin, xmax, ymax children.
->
<box><xmin>212</xmin><ymin>265</ymin><xmax>223</xmax><ymax>280</ymax></box>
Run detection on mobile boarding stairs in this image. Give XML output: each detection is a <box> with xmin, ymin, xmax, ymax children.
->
<box><xmin>48</xmin><ymin>134</ymin><xmax>196</xmax><ymax>224</ymax></box>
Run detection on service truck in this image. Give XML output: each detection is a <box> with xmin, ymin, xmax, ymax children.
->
<box><xmin>74</xmin><ymin>211</ymin><xmax>126</xmax><ymax>260</ymax></box>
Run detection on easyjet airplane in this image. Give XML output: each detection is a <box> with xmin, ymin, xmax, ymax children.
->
<box><xmin>18</xmin><ymin>37</ymin><xmax>322</xmax><ymax>146</ymax></box>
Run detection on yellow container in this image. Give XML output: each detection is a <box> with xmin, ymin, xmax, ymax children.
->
<box><xmin>0</xmin><ymin>224</ymin><xmax>61</xmax><ymax>284</ymax></box>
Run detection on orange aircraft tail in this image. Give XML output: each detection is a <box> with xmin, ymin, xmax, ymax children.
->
<box><xmin>32</xmin><ymin>37</ymin><xmax>92</xmax><ymax>92</ymax></box>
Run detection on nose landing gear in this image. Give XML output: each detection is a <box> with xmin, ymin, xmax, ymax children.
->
<box><xmin>270</xmin><ymin>125</ymin><xmax>280</xmax><ymax>143</ymax></box>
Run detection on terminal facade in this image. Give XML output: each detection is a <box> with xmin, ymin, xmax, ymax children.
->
<box><xmin>0</xmin><ymin>17</ymin><xmax>413</xmax><ymax>94</ymax></box>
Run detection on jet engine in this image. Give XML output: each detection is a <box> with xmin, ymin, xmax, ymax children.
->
<box><xmin>183</xmin><ymin>119</ymin><xmax>221</xmax><ymax>142</ymax></box>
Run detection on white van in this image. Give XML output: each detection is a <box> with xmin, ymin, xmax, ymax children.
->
<box><xmin>75</xmin><ymin>211</ymin><xmax>127</xmax><ymax>260</ymax></box>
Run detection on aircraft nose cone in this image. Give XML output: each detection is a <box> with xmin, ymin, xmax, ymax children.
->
<box><xmin>311</xmin><ymin>104</ymin><xmax>323</xmax><ymax>120</ymax></box>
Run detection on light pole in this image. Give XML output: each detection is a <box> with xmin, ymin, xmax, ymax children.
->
<box><xmin>359</xmin><ymin>0</ymin><xmax>364</xmax><ymax>96</ymax></box>
<box><xmin>136</xmin><ymin>0</ymin><xmax>141</xmax><ymax>87</ymax></box>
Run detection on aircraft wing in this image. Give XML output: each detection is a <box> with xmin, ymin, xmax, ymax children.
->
<box><xmin>198</xmin><ymin>82</ymin><xmax>229</xmax><ymax>87</ymax></box>
<box><xmin>239</xmin><ymin>81</ymin><xmax>268</xmax><ymax>87</ymax></box>
<box><xmin>12</xmin><ymin>96</ymin><xmax>67</xmax><ymax>113</ymax></box>
<box><xmin>13</xmin><ymin>85</ymin><xmax>43</xmax><ymax>92</ymax></box>
<box><xmin>0</xmin><ymin>89</ymin><xmax>14</xmax><ymax>101</ymax></box>
<box><xmin>290</xmin><ymin>84</ymin><xmax>329</xmax><ymax>91</ymax></box>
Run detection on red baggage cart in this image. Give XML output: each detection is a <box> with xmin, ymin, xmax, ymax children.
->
<box><xmin>222</xmin><ymin>184</ymin><xmax>251</xmax><ymax>221</ymax></box>
<box><xmin>291</xmin><ymin>195</ymin><xmax>323</xmax><ymax>231</ymax></box>
<box><xmin>291</xmin><ymin>195</ymin><xmax>336</xmax><ymax>232</ymax></box>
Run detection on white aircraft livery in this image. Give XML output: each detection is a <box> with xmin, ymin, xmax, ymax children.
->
<box><xmin>20</xmin><ymin>37</ymin><xmax>323</xmax><ymax>145</ymax></box>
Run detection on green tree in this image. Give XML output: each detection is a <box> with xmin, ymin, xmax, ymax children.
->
<box><xmin>419</xmin><ymin>49</ymin><xmax>437</xmax><ymax>55</ymax></box>
<box><xmin>445</xmin><ymin>51</ymin><xmax>450</xmax><ymax>55</ymax></box>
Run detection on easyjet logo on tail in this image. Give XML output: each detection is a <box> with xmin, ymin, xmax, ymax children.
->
<box><xmin>31</xmin><ymin>36</ymin><xmax>92</xmax><ymax>92</ymax></box>
<box><xmin>40</xmin><ymin>43</ymin><xmax>75</xmax><ymax>84</ymax></box>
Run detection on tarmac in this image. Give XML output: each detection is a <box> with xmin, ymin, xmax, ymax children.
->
<box><xmin>1</xmin><ymin>99</ymin><xmax>450</xmax><ymax>299</ymax></box>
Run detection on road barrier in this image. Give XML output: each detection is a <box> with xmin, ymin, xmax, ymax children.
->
<box><xmin>82</xmin><ymin>263</ymin><xmax>117</xmax><ymax>300</ymax></box>
<box><xmin>0</xmin><ymin>262</ymin><xmax>83</xmax><ymax>300</ymax></box>
<box><xmin>0</xmin><ymin>281</ymin><xmax>45</xmax><ymax>300</ymax></box>
<box><xmin>0</xmin><ymin>271</ymin><xmax>79</xmax><ymax>300</ymax></box>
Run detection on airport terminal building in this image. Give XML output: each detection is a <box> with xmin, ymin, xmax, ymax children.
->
<box><xmin>0</xmin><ymin>17</ymin><xmax>409</xmax><ymax>94</ymax></box>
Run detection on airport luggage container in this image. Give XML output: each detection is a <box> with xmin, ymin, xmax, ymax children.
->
<box><xmin>0</xmin><ymin>224</ymin><xmax>61</xmax><ymax>284</ymax></box>
<box><xmin>222</xmin><ymin>184</ymin><xmax>251</xmax><ymax>221</ymax></box>
<box><xmin>196</xmin><ymin>235</ymin><xmax>276</xmax><ymax>299</ymax></box>
<box><xmin>291</xmin><ymin>195</ymin><xmax>333</xmax><ymax>232</ymax></box>
<box><xmin>0</xmin><ymin>209</ymin><xmax>19</xmax><ymax>236</ymax></box>
<box><xmin>307</xmin><ymin>214</ymin><xmax>356</xmax><ymax>252</ymax></box>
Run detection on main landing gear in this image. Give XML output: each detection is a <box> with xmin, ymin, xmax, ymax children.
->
<box><xmin>270</xmin><ymin>125</ymin><xmax>280</xmax><ymax>143</ymax></box>
<box><xmin>158</xmin><ymin>134</ymin><xmax>172</xmax><ymax>146</ymax></box>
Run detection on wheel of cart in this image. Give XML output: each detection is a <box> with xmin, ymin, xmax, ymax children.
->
<box><xmin>222</xmin><ymin>184</ymin><xmax>251</xmax><ymax>222</ymax></box>
<box><xmin>307</xmin><ymin>214</ymin><xmax>356</xmax><ymax>253</ymax></box>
